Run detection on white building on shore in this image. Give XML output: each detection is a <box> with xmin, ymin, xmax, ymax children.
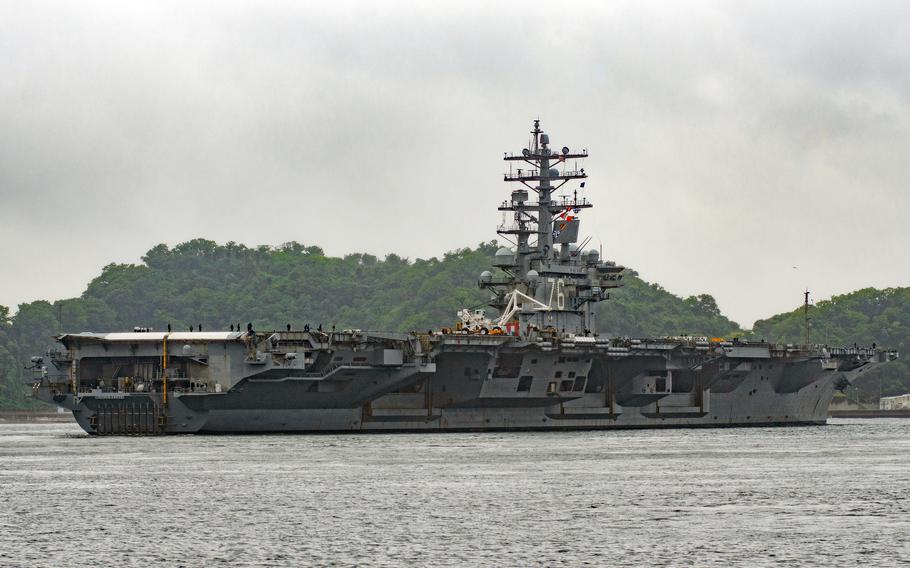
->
<box><xmin>880</xmin><ymin>394</ymin><xmax>910</xmax><ymax>410</ymax></box>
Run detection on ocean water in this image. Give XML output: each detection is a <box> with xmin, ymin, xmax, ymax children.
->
<box><xmin>1</xmin><ymin>419</ymin><xmax>908</xmax><ymax>567</ymax></box>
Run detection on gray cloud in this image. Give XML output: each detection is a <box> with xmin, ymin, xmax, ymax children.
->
<box><xmin>1</xmin><ymin>0</ymin><xmax>908</xmax><ymax>326</ymax></box>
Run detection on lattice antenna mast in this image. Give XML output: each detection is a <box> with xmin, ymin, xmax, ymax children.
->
<box><xmin>501</xmin><ymin>119</ymin><xmax>590</xmax><ymax>265</ymax></box>
<box><xmin>804</xmin><ymin>289</ymin><xmax>811</xmax><ymax>346</ymax></box>
<box><xmin>481</xmin><ymin>119</ymin><xmax>624</xmax><ymax>336</ymax></box>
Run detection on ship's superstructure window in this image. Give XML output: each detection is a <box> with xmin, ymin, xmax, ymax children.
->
<box><xmin>568</xmin><ymin>371</ymin><xmax>576</xmax><ymax>378</ymax></box>
<box><xmin>493</xmin><ymin>367</ymin><xmax>520</xmax><ymax>378</ymax></box>
<box><xmin>517</xmin><ymin>376</ymin><xmax>533</xmax><ymax>392</ymax></box>
<box><xmin>560</xmin><ymin>380</ymin><xmax>573</xmax><ymax>391</ymax></box>
<box><xmin>494</xmin><ymin>354</ymin><xmax>523</xmax><ymax>378</ymax></box>
<box><xmin>555</xmin><ymin>371</ymin><xmax>563</xmax><ymax>378</ymax></box>
<box><xmin>573</xmin><ymin>377</ymin><xmax>586</xmax><ymax>391</ymax></box>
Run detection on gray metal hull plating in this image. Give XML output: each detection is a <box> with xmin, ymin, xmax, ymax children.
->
<box><xmin>36</xmin><ymin>326</ymin><xmax>893</xmax><ymax>436</ymax></box>
<box><xmin>61</xmin><ymin>356</ymin><xmax>842</xmax><ymax>434</ymax></box>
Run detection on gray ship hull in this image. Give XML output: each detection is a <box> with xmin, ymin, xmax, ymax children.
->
<box><xmin>35</xmin><ymin>331</ymin><xmax>890</xmax><ymax>435</ymax></box>
<box><xmin>191</xmin><ymin>382</ymin><xmax>835</xmax><ymax>434</ymax></box>
<box><xmin>62</xmin><ymin>376</ymin><xmax>834</xmax><ymax>435</ymax></box>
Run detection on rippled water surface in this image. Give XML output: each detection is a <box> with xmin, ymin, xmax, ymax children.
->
<box><xmin>1</xmin><ymin>419</ymin><xmax>909</xmax><ymax>567</ymax></box>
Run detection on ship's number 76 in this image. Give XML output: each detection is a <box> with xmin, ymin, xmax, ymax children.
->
<box><xmin>547</xmin><ymin>278</ymin><xmax>565</xmax><ymax>310</ymax></box>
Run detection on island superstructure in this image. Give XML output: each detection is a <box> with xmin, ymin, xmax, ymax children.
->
<box><xmin>30</xmin><ymin>120</ymin><xmax>898</xmax><ymax>434</ymax></box>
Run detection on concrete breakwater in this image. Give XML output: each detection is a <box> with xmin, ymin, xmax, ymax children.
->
<box><xmin>0</xmin><ymin>409</ymin><xmax>74</xmax><ymax>423</ymax></box>
<box><xmin>829</xmin><ymin>409</ymin><xmax>910</xmax><ymax>418</ymax></box>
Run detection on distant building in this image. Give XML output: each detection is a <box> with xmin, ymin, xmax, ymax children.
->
<box><xmin>880</xmin><ymin>394</ymin><xmax>910</xmax><ymax>411</ymax></box>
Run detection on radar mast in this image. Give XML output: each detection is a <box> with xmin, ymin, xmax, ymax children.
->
<box><xmin>475</xmin><ymin>120</ymin><xmax>625</xmax><ymax>337</ymax></box>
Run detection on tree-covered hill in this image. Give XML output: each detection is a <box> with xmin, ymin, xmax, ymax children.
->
<box><xmin>751</xmin><ymin>287</ymin><xmax>909</xmax><ymax>403</ymax></box>
<box><xmin>0</xmin><ymin>239</ymin><xmax>904</xmax><ymax>408</ymax></box>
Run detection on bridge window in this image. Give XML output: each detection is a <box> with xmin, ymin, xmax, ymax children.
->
<box><xmin>560</xmin><ymin>380</ymin><xmax>573</xmax><ymax>391</ymax></box>
<box><xmin>572</xmin><ymin>377</ymin><xmax>586</xmax><ymax>391</ymax></box>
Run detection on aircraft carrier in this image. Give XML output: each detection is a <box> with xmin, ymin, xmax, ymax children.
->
<box><xmin>30</xmin><ymin>120</ymin><xmax>898</xmax><ymax>435</ymax></box>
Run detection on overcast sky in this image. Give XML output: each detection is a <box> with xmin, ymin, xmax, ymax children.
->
<box><xmin>1</xmin><ymin>0</ymin><xmax>908</xmax><ymax>327</ymax></box>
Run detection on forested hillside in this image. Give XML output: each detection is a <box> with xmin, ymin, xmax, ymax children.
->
<box><xmin>752</xmin><ymin>288</ymin><xmax>909</xmax><ymax>403</ymax></box>
<box><xmin>0</xmin><ymin>239</ymin><xmax>905</xmax><ymax>408</ymax></box>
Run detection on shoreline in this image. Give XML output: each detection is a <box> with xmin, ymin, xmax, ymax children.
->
<box><xmin>829</xmin><ymin>409</ymin><xmax>910</xmax><ymax>418</ymax></box>
<box><xmin>0</xmin><ymin>409</ymin><xmax>75</xmax><ymax>423</ymax></box>
<box><xmin>3</xmin><ymin>409</ymin><xmax>910</xmax><ymax>425</ymax></box>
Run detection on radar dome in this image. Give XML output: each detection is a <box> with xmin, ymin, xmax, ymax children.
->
<box><xmin>526</xmin><ymin>270</ymin><xmax>539</xmax><ymax>284</ymax></box>
<box><xmin>492</xmin><ymin>247</ymin><xmax>515</xmax><ymax>266</ymax></box>
<box><xmin>587</xmin><ymin>249</ymin><xmax>599</xmax><ymax>263</ymax></box>
<box><xmin>548</xmin><ymin>168</ymin><xmax>560</xmax><ymax>177</ymax></box>
<box><xmin>479</xmin><ymin>270</ymin><xmax>493</xmax><ymax>283</ymax></box>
